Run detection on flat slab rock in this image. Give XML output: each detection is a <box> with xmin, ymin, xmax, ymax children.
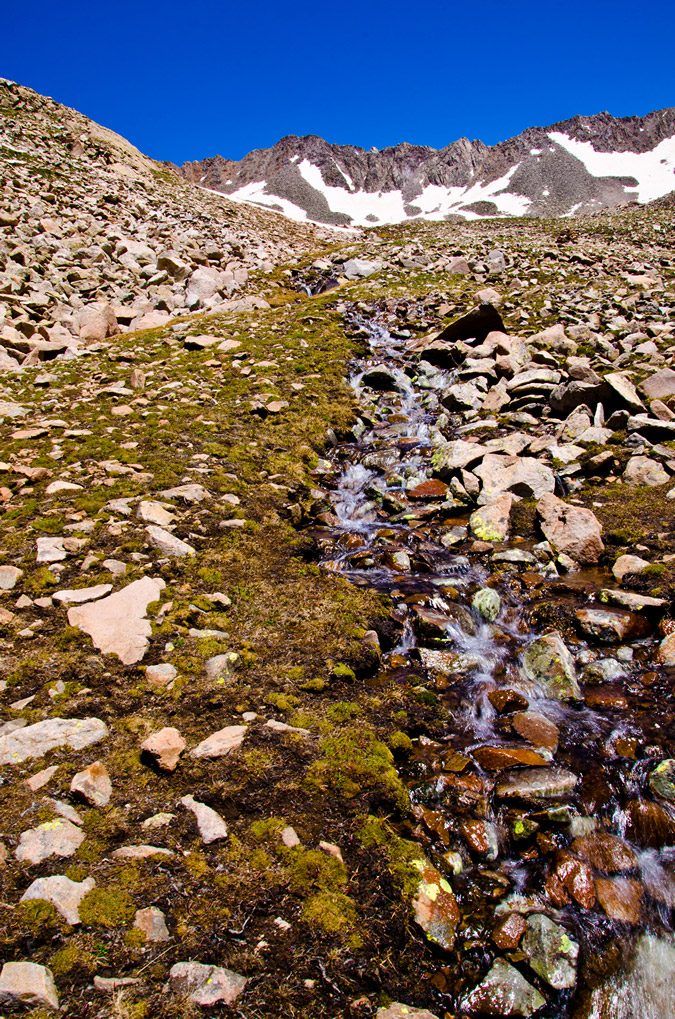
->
<box><xmin>0</xmin><ymin>961</ymin><xmax>59</xmax><ymax>1009</ymax></box>
<box><xmin>180</xmin><ymin>794</ymin><xmax>228</xmax><ymax>843</ymax></box>
<box><xmin>15</xmin><ymin>818</ymin><xmax>85</xmax><ymax>864</ymax></box>
<box><xmin>67</xmin><ymin>576</ymin><xmax>165</xmax><ymax>665</ymax></box>
<box><xmin>169</xmin><ymin>962</ymin><xmax>246</xmax><ymax>1005</ymax></box>
<box><xmin>190</xmin><ymin>725</ymin><xmax>247</xmax><ymax>758</ymax></box>
<box><xmin>0</xmin><ymin>716</ymin><xmax>108</xmax><ymax>766</ymax></box>
<box><xmin>21</xmin><ymin>874</ymin><xmax>95</xmax><ymax>924</ymax></box>
<box><xmin>377</xmin><ymin>1006</ymin><xmax>440</xmax><ymax>1019</ymax></box>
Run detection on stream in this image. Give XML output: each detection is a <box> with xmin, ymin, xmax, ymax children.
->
<box><xmin>309</xmin><ymin>307</ymin><xmax>675</xmax><ymax>1018</ymax></box>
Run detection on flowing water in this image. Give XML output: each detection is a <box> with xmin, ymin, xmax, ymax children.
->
<box><xmin>309</xmin><ymin>308</ymin><xmax>675</xmax><ymax>1017</ymax></box>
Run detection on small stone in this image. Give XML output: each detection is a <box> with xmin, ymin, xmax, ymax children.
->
<box><xmin>25</xmin><ymin>765</ymin><xmax>58</xmax><ymax>791</ymax></box>
<box><xmin>15</xmin><ymin>818</ymin><xmax>85</xmax><ymax>864</ymax></box>
<box><xmin>377</xmin><ymin>1005</ymin><xmax>440</xmax><ymax>1019</ymax></box>
<box><xmin>473</xmin><ymin>745</ymin><xmax>547</xmax><ymax>770</ymax></box>
<box><xmin>512</xmin><ymin>711</ymin><xmax>559</xmax><ymax>752</ymax></box>
<box><xmin>146</xmin><ymin>663</ymin><xmax>177</xmax><ymax>686</ymax></box>
<box><xmin>204</xmin><ymin>652</ymin><xmax>239</xmax><ymax>682</ymax></box>
<box><xmin>521</xmin><ymin>631</ymin><xmax>581</xmax><ymax>701</ymax></box>
<box><xmin>142</xmin><ymin>812</ymin><xmax>175</xmax><ymax>830</ymax></box>
<box><xmin>70</xmin><ymin>761</ymin><xmax>112</xmax><ymax>807</ymax></box>
<box><xmin>141</xmin><ymin>727</ymin><xmax>186</xmax><ymax>771</ymax></box>
<box><xmin>649</xmin><ymin>760</ymin><xmax>675</xmax><ymax>802</ymax></box>
<box><xmin>190</xmin><ymin>725</ymin><xmax>247</xmax><ymax>758</ymax></box>
<box><xmin>137</xmin><ymin>500</ymin><xmax>174</xmax><ymax>526</ymax></box>
<box><xmin>571</xmin><ymin>831</ymin><xmax>638</xmax><ymax>872</ymax></box>
<box><xmin>281</xmin><ymin>826</ymin><xmax>301</xmax><ymax>847</ymax></box>
<box><xmin>496</xmin><ymin>767</ymin><xmax>578</xmax><ymax>801</ymax></box>
<box><xmin>180</xmin><ymin>794</ymin><xmax>228</xmax><ymax>843</ymax></box>
<box><xmin>145</xmin><ymin>525</ymin><xmax>195</xmax><ymax>557</ymax></box>
<box><xmin>469</xmin><ymin>493</ymin><xmax>513</xmax><ymax>542</ymax></box>
<box><xmin>94</xmin><ymin>976</ymin><xmax>141</xmax><ymax>992</ymax></box>
<box><xmin>0</xmin><ymin>962</ymin><xmax>59</xmax><ymax>1009</ymax></box>
<box><xmin>472</xmin><ymin>587</ymin><xmax>501</xmax><ymax>621</ymax></box>
<box><xmin>112</xmin><ymin>845</ymin><xmax>174</xmax><ymax>859</ymax></box>
<box><xmin>169</xmin><ymin>961</ymin><xmax>246</xmax><ymax>1006</ymax></box>
<box><xmin>21</xmin><ymin>874</ymin><xmax>95</xmax><ymax>924</ymax></box>
<box><xmin>0</xmin><ymin>565</ymin><xmax>23</xmax><ymax>590</ymax></box>
<box><xmin>492</xmin><ymin>912</ymin><xmax>528</xmax><ymax>949</ymax></box>
<box><xmin>134</xmin><ymin>906</ymin><xmax>170</xmax><ymax>941</ymax></box>
<box><xmin>612</xmin><ymin>554</ymin><xmax>650</xmax><ymax>582</ymax></box>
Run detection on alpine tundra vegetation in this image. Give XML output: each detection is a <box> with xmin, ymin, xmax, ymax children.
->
<box><xmin>2</xmin><ymin>78</ymin><xmax>675</xmax><ymax>1019</ymax></box>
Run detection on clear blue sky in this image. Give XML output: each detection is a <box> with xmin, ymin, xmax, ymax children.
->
<box><xmin>4</xmin><ymin>0</ymin><xmax>674</xmax><ymax>165</ymax></box>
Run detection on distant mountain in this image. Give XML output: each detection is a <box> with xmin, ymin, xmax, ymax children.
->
<box><xmin>178</xmin><ymin>108</ymin><xmax>675</xmax><ymax>226</ymax></box>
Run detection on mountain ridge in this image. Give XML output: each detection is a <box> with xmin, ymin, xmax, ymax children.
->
<box><xmin>179</xmin><ymin>106</ymin><xmax>675</xmax><ymax>226</ymax></box>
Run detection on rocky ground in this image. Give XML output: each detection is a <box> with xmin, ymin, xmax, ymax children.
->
<box><xmin>1</xmin><ymin>80</ymin><xmax>675</xmax><ymax>1019</ymax></box>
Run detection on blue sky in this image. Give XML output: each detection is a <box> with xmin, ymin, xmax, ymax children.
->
<box><xmin>4</xmin><ymin>0</ymin><xmax>674</xmax><ymax>164</ymax></box>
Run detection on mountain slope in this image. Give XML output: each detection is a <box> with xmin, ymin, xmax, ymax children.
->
<box><xmin>180</xmin><ymin>107</ymin><xmax>675</xmax><ymax>226</ymax></box>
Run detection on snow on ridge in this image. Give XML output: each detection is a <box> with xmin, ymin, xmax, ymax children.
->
<box><xmin>549</xmin><ymin>131</ymin><xmax>675</xmax><ymax>203</ymax></box>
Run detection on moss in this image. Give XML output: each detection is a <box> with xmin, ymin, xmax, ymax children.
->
<box><xmin>15</xmin><ymin>899</ymin><xmax>61</xmax><ymax>936</ymax></box>
<box><xmin>79</xmin><ymin>887</ymin><xmax>136</xmax><ymax>927</ymax></box>
<box><xmin>387</xmin><ymin>730</ymin><xmax>413</xmax><ymax>754</ymax></box>
<box><xmin>266</xmin><ymin>692</ymin><xmax>300</xmax><ymax>712</ymax></box>
<box><xmin>331</xmin><ymin>662</ymin><xmax>356</xmax><ymax>681</ymax></box>
<box><xmin>327</xmin><ymin>701</ymin><xmax>362</xmax><ymax>723</ymax></box>
<box><xmin>250</xmin><ymin>817</ymin><xmax>287</xmax><ymax>843</ymax></box>
<box><xmin>301</xmin><ymin>891</ymin><xmax>357</xmax><ymax>933</ymax></box>
<box><xmin>357</xmin><ymin>815</ymin><xmax>422</xmax><ymax>898</ymax></box>
<box><xmin>301</xmin><ymin>678</ymin><xmax>328</xmax><ymax>692</ymax></box>
<box><xmin>305</xmin><ymin>727</ymin><xmax>408</xmax><ymax>809</ymax></box>
<box><xmin>50</xmin><ymin>944</ymin><xmax>95</xmax><ymax>976</ymax></box>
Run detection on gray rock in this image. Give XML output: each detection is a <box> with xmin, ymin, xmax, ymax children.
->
<box><xmin>472</xmin><ymin>588</ymin><xmax>501</xmax><ymax>621</ymax></box>
<box><xmin>204</xmin><ymin>652</ymin><xmax>239</xmax><ymax>682</ymax></box>
<box><xmin>190</xmin><ymin>725</ymin><xmax>247</xmax><ymax>758</ymax></box>
<box><xmin>462</xmin><ymin>957</ymin><xmax>546</xmax><ymax>1016</ymax></box>
<box><xmin>475</xmin><ymin>454</ymin><xmax>555</xmax><ymax>504</ymax></box>
<box><xmin>0</xmin><ymin>565</ymin><xmax>23</xmax><ymax>590</ymax></box>
<box><xmin>15</xmin><ymin>818</ymin><xmax>85</xmax><ymax>864</ymax></box>
<box><xmin>624</xmin><ymin>456</ymin><xmax>669</xmax><ymax>486</ymax></box>
<box><xmin>145</xmin><ymin>524</ymin><xmax>195</xmax><ymax>557</ymax></box>
<box><xmin>0</xmin><ymin>716</ymin><xmax>108</xmax><ymax>766</ymax></box>
<box><xmin>521</xmin><ymin>913</ymin><xmax>578</xmax><ymax>989</ymax></box>
<box><xmin>496</xmin><ymin>767</ymin><xmax>578</xmax><ymax>801</ymax></box>
<box><xmin>169</xmin><ymin>961</ymin><xmax>246</xmax><ymax>1005</ymax></box>
<box><xmin>377</xmin><ymin>1005</ymin><xmax>440</xmax><ymax>1019</ymax></box>
<box><xmin>343</xmin><ymin>258</ymin><xmax>382</xmax><ymax>279</ymax></box>
<box><xmin>521</xmin><ymin>631</ymin><xmax>580</xmax><ymax>700</ymax></box>
<box><xmin>537</xmin><ymin>493</ymin><xmax>604</xmax><ymax>565</ymax></box>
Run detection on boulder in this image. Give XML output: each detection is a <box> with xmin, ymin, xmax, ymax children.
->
<box><xmin>436</xmin><ymin>303</ymin><xmax>505</xmax><ymax>344</ymax></box>
<box><xmin>536</xmin><ymin>493</ymin><xmax>604</xmax><ymax>565</ymax></box>
<box><xmin>474</xmin><ymin>454</ymin><xmax>555</xmax><ymax>504</ymax></box>
<box><xmin>624</xmin><ymin>456</ymin><xmax>669</xmax><ymax>486</ymax></box>
<box><xmin>639</xmin><ymin>368</ymin><xmax>675</xmax><ymax>400</ymax></box>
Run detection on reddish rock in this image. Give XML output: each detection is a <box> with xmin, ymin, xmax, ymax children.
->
<box><xmin>512</xmin><ymin>711</ymin><xmax>559</xmax><ymax>752</ymax></box>
<box><xmin>595</xmin><ymin>876</ymin><xmax>642</xmax><ymax>923</ymax></box>
<box><xmin>624</xmin><ymin>799</ymin><xmax>675</xmax><ymax>848</ymax></box>
<box><xmin>473</xmin><ymin>745</ymin><xmax>547</xmax><ymax>770</ymax></box>
<box><xmin>554</xmin><ymin>850</ymin><xmax>596</xmax><ymax>908</ymax></box>
<box><xmin>488</xmin><ymin>689</ymin><xmax>529</xmax><ymax>714</ymax></box>
<box><xmin>584</xmin><ymin>686</ymin><xmax>629</xmax><ymax>710</ymax></box>
<box><xmin>408</xmin><ymin>479</ymin><xmax>449</xmax><ymax>499</ymax></box>
<box><xmin>572</xmin><ymin>831</ymin><xmax>638</xmax><ymax>872</ymax></box>
<box><xmin>460</xmin><ymin>819</ymin><xmax>496</xmax><ymax>856</ymax></box>
<box><xmin>492</xmin><ymin>912</ymin><xmax>527</xmax><ymax>949</ymax></box>
<box><xmin>544</xmin><ymin>872</ymin><xmax>570</xmax><ymax>907</ymax></box>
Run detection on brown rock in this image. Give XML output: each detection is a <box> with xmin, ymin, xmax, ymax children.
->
<box><xmin>624</xmin><ymin>799</ymin><xmax>675</xmax><ymax>848</ymax></box>
<box><xmin>488</xmin><ymin>689</ymin><xmax>529</xmax><ymax>714</ymax></box>
<box><xmin>492</xmin><ymin>912</ymin><xmax>527</xmax><ymax>950</ymax></box>
<box><xmin>571</xmin><ymin>831</ymin><xmax>638</xmax><ymax>872</ymax></box>
<box><xmin>473</xmin><ymin>745</ymin><xmax>547</xmax><ymax>770</ymax></box>
<box><xmin>512</xmin><ymin>711</ymin><xmax>559</xmax><ymax>752</ymax></box>
<box><xmin>408</xmin><ymin>479</ymin><xmax>449</xmax><ymax>499</ymax></box>
<box><xmin>595</xmin><ymin>876</ymin><xmax>642</xmax><ymax>923</ymax></box>
<box><xmin>554</xmin><ymin>850</ymin><xmax>596</xmax><ymax>908</ymax></box>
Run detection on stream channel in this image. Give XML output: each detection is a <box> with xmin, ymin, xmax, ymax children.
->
<box><xmin>309</xmin><ymin>306</ymin><xmax>675</xmax><ymax>1018</ymax></box>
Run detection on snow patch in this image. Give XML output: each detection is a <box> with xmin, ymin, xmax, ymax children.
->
<box><xmin>549</xmin><ymin>131</ymin><xmax>675</xmax><ymax>202</ymax></box>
